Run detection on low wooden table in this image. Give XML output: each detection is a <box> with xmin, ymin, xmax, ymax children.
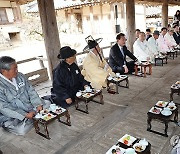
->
<box><xmin>134</xmin><ymin>62</ymin><xmax>152</xmax><ymax>77</ymax></box>
<box><xmin>167</xmin><ymin>51</ymin><xmax>176</xmax><ymax>59</ymax></box>
<box><xmin>155</xmin><ymin>56</ymin><xmax>168</xmax><ymax>66</ymax></box>
<box><xmin>107</xmin><ymin>75</ymin><xmax>129</xmax><ymax>94</ymax></box>
<box><xmin>147</xmin><ymin>102</ymin><xmax>178</xmax><ymax>137</ymax></box>
<box><xmin>75</xmin><ymin>89</ymin><xmax>104</xmax><ymax>114</ymax></box>
<box><xmin>170</xmin><ymin>83</ymin><xmax>180</xmax><ymax>101</ymax></box>
<box><xmin>33</xmin><ymin>108</ymin><xmax>71</xmax><ymax>139</ymax></box>
<box><xmin>106</xmin><ymin>135</ymin><xmax>151</xmax><ymax>154</ymax></box>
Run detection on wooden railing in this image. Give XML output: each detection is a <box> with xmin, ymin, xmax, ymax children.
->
<box><xmin>17</xmin><ymin>44</ymin><xmax>113</xmax><ymax>86</ymax></box>
<box><xmin>17</xmin><ymin>56</ymin><xmax>49</xmax><ymax>86</ymax></box>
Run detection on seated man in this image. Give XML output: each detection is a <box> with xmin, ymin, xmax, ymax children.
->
<box><xmin>173</xmin><ymin>24</ymin><xmax>180</xmax><ymax>45</ymax></box>
<box><xmin>135</xmin><ymin>29</ymin><xmax>141</xmax><ymax>40</ymax></box>
<box><xmin>133</xmin><ymin>32</ymin><xmax>152</xmax><ymax>62</ymax></box>
<box><xmin>146</xmin><ymin>28</ymin><xmax>152</xmax><ymax>41</ymax></box>
<box><xmin>109</xmin><ymin>33</ymin><xmax>138</xmax><ymax>74</ymax></box>
<box><xmin>157</xmin><ymin>27</ymin><xmax>170</xmax><ymax>54</ymax></box>
<box><xmin>0</xmin><ymin>56</ymin><xmax>44</xmax><ymax>135</ymax></box>
<box><xmin>165</xmin><ymin>28</ymin><xmax>177</xmax><ymax>50</ymax></box>
<box><xmin>148</xmin><ymin>30</ymin><xmax>160</xmax><ymax>56</ymax></box>
<box><xmin>52</xmin><ymin>46</ymin><xmax>89</xmax><ymax>108</ymax></box>
<box><xmin>82</xmin><ymin>35</ymin><xmax>114</xmax><ymax>90</ymax></box>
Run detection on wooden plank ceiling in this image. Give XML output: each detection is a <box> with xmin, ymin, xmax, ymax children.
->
<box><xmin>0</xmin><ymin>0</ymin><xmax>179</xmax><ymax>5</ymax></box>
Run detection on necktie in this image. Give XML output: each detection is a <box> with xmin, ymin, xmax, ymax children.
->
<box><xmin>120</xmin><ymin>47</ymin><xmax>126</xmax><ymax>65</ymax></box>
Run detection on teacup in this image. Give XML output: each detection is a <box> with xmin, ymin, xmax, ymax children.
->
<box><xmin>116</xmin><ymin>73</ymin><xmax>120</xmax><ymax>77</ymax></box>
<box><xmin>35</xmin><ymin>113</ymin><xmax>42</xmax><ymax>119</ymax></box>
<box><xmin>85</xmin><ymin>86</ymin><xmax>92</xmax><ymax>92</ymax></box>
<box><xmin>139</xmin><ymin>138</ymin><xmax>148</xmax><ymax>146</ymax></box>
<box><xmin>108</xmin><ymin>76</ymin><xmax>113</xmax><ymax>80</ymax></box>
<box><xmin>76</xmin><ymin>92</ymin><xmax>82</xmax><ymax>97</ymax></box>
<box><xmin>50</xmin><ymin>104</ymin><xmax>57</xmax><ymax>111</ymax></box>
<box><xmin>169</xmin><ymin>101</ymin><xmax>175</xmax><ymax>106</ymax></box>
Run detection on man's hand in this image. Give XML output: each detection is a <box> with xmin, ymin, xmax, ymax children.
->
<box><xmin>66</xmin><ymin>98</ymin><xmax>72</xmax><ymax>104</ymax></box>
<box><xmin>36</xmin><ymin>105</ymin><xmax>43</xmax><ymax>113</ymax></box>
<box><xmin>25</xmin><ymin>111</ymin><xmax>35</xmax><ymax>119</ymax></box>
<box><xmin>123</xmin><ymin>65</ymin><xmax>128</xmax><ymax>73</ymax></box>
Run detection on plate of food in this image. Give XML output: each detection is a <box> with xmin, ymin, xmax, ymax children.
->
<box><xmin>133</xmin><ymin>143</ymin><xmax>146</xmax><ymax>153</ymax></box>
<box><xmin>167</xmin><ymin>105</ymin><xmax>177</xmax><ymax>111</ymax></box>
<box><xmin>42</xmin><ymin>113</ymin><xmax>55</xmax><ymax>121</ymax></box>
<box><xmin>149</xmin><ymin>107</ymin><xmax>162</xmax><ymax>114</ymax></box>
<box><xmin>118</xmin><ymin>134</ymin><xmax>137</xmax><ymax>146</ymax></box>
<box><xmin>155</xmin><ymin>101</ymin><xmax>168</xmax><ymax>107</ymax></box>
<box><xmin>106</xmin><ymin>145</ymin><xmax>126</xmax><ymax>154</ymax></box>
<box><xmin>82</xmin><ymin>93</ymin><xmax>94</xmax><ymax>98</ymax></box>
<box><xmin>120</xmin><ymin>75</ymin><xmax>127</xmax><ymax>78</ymax></box>
<box><xmin>175</xmin><ymin>81</ymin><xmax>180</xmax><ymax>85</ymax></box>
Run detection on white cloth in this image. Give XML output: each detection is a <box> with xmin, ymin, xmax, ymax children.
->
<box><xmin>133</xmin><ymin>39</ymin><xmax>152</xmax><ymax>62</ymax></box>
<box><xmin>164</xmin><ymin>32</ymin><xmax>177</xmax><ymax>49</ymax></box>
<box><xmin>148</xmin><ymin>37</ymin><xmax>159</xmax><ymax>56</ymax></box>
<box><xmin>157</xmin><ymin>34</ymin><xmax>170</xmax><ymax>53</ymax></box>
<box><xmin>0</xmin><ymin>73</ymin><xmax>18</xmax><ymax>90</ymax></box>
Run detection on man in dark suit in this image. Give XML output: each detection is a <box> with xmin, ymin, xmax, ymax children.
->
<box><xmin>173</xmin><ymin>24</ymin><xmax>180</xmax><ymax>45</ymax></box>
<box><xmin>109</xmin><ymin>33</ymin><xmax>138</xmax><ymax>74</ymax></box>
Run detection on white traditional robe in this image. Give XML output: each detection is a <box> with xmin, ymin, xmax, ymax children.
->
<box><xmin>148</xmin><ymin>37</ymin><xmax>159</xmax><ymax>56</ymax></box>
<box><xmin>157</xmin><ymin>34</ymin><xmax>170</xmax><ymax>53</ymax></box>
<box><xmin>82</xmin><ymin>51</ymin><xmax>114</xmax><ymax>89</ymax></box>
<box><xmin>164</xmin><ymin>32</ymin><xmax>177</xmax><ymax>49</ymax></box>
<box><xmin>133</xmin><ymin>39</ymin><xmax>152</xmax><ymax>62</ymax></box>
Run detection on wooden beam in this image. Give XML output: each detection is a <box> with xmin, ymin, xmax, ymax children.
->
<box><xmin>37</xmin><ymin>0</ymin><xmax>61</xmax><ymax>79</ymax></box>
<box><xmin>126</xmin><ymin>0</ymin><xmax>135</xmax><ymax>52</ymax></box>
<box><xmin>162</xmin><ymin>0</ymin><xmax>168</xmax><ymax>27</ymax></box>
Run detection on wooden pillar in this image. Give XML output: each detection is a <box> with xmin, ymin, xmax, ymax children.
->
<box><xmin>89</xmin><ymin>6</ymin><xmax>94</xmax><ymax>34</ymax></box>
<box><xmin>162</xmin><ymin>0</ymin><xmax>168</xmax><ymax>27</ymax></box>
<box><xmin>110</xmin><ymin>4</ymin><xmax>116</xmax><ymax>34</ymax></box>
<box><xmin>126</xmin><ymin>0</ymin><xmax>135</xmax><ymax>52</ymax></box>
<box><xmin>37</xmin><ymin>0</ymin><xmax>60</xmax><ymax>79</ymax></box>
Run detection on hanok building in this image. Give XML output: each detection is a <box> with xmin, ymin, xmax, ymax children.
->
<box><xmin>0</xmin><ymin>0</ymin><xmax>24</xmax><ymax>47</ymax></box>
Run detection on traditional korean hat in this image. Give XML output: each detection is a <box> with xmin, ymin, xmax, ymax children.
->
<box><xmin>153</xmin><ymin>30</ymin><xmax>160</xmax><ymax>35</ymax></box>
<box><xmin>57</xmin><ymin>46</ymin><xmax>76</xmax><ymax>59</ymax></box>
<box><xmin>83</xmin><ymin>35</ymin><xmax>103</xmax><ymax>52</ymax></box>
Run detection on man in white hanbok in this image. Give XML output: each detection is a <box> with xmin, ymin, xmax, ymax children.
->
<box><xmin>148</xmin><ymin>30</ymin><xmax>160</xmax><ymax>56</ymax></box>
<box><xmin>165</xmin><ymin>29</ymin><xmax>177</xmax><ymax>50</ymax></box>
<box><xmin>133</xmin><ymin>32</ymin><xmax>152</xmax><ymax>62</ymax></box>
<box><xmin>157</xmin><ymin>27</ymin><xmax>170</xmax><ymax>54</ymax></box>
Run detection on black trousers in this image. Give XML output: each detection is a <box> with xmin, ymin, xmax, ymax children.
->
<box><xmin>116</xmin><ymin>61</ymin><xmax>135</xmax><ymax>74</ymax></box>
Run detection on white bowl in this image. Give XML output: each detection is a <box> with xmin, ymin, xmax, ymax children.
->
<box><xmin>139</xmin><ymin>139</ymin><xmax>148</xmax><ymax>146</ymax></box>
<box><xmin>76</xmin><ymin>92</ymin><xmax>82</xmax><ymax>97</ymax></box>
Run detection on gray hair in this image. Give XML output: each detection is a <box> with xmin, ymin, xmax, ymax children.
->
<box><xmin>0</xmin><ymin>56</ymin><xmax>16</xmax><ymax>72</ymax></box>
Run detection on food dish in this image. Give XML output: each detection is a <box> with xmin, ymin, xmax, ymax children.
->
<box><xmin>106</xmin><ymin>145</ymin><xmax>126</xmax><ymax>154</ymax></box>
<box><xmin>42</xmin><ymin>113</ymin><xmax>55</xmax><ymax>121</ymax></box>
<box><xmin>167</xmin><ymin>105</ymin><xmax>177</xmax><ymax>111</ymax></box>
<box><xmin>175</xmin><ymin>81</ymin><xmax>180</xmax><ymax>85</ymax></box>
<box><xmin>133</xmin><ymin>143</ymin><xmax>146</xmax><ymax>152</ymax></box>
<box><xmin>155</xmin><ymin>101</ymin><xmax>168</xmax><ymax>107</ymax></box>
<box><xmin>149</xmin><ymin>107</ymin><xmax>162</xmax><ymax>114</ymax></box>
<box><xmin>82</xmin><ymin>93</ymin><xmax>94</xmax><ymax>98</ymax></box>
<box><xmin>118</xmin><ymin>134</ymin><xmax>137</xmax><ymax>146</ymax></box>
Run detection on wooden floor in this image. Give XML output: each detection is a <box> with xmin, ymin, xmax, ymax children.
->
<box><xmin>0</xmin><ymin>56</ymin><xmax>180</xmax><ymax>154</ymax></box>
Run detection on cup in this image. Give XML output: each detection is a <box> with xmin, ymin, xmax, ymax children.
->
<box><xmin>116</xmin><ymin>73</ymin><xmax>120</xmax><ymax>77</ymax></box>
<box><xmin>76</xmin><ymin>92</ymin><xmax>82</xmax><ymax>97</ymax></box>
<box><xmin>50</xmin><ymin>104</ymin><xmax>56</xmax><ymax>111</ymax></box>
<box><xmin>85</xmin><ymin>86</ymin><xmax>92</xmax><ymax>92</ymax></box>
<box><xmin>107</xmin><ymin>76</ymin><xmax>113</xmax><ymax>80</ymax></box>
